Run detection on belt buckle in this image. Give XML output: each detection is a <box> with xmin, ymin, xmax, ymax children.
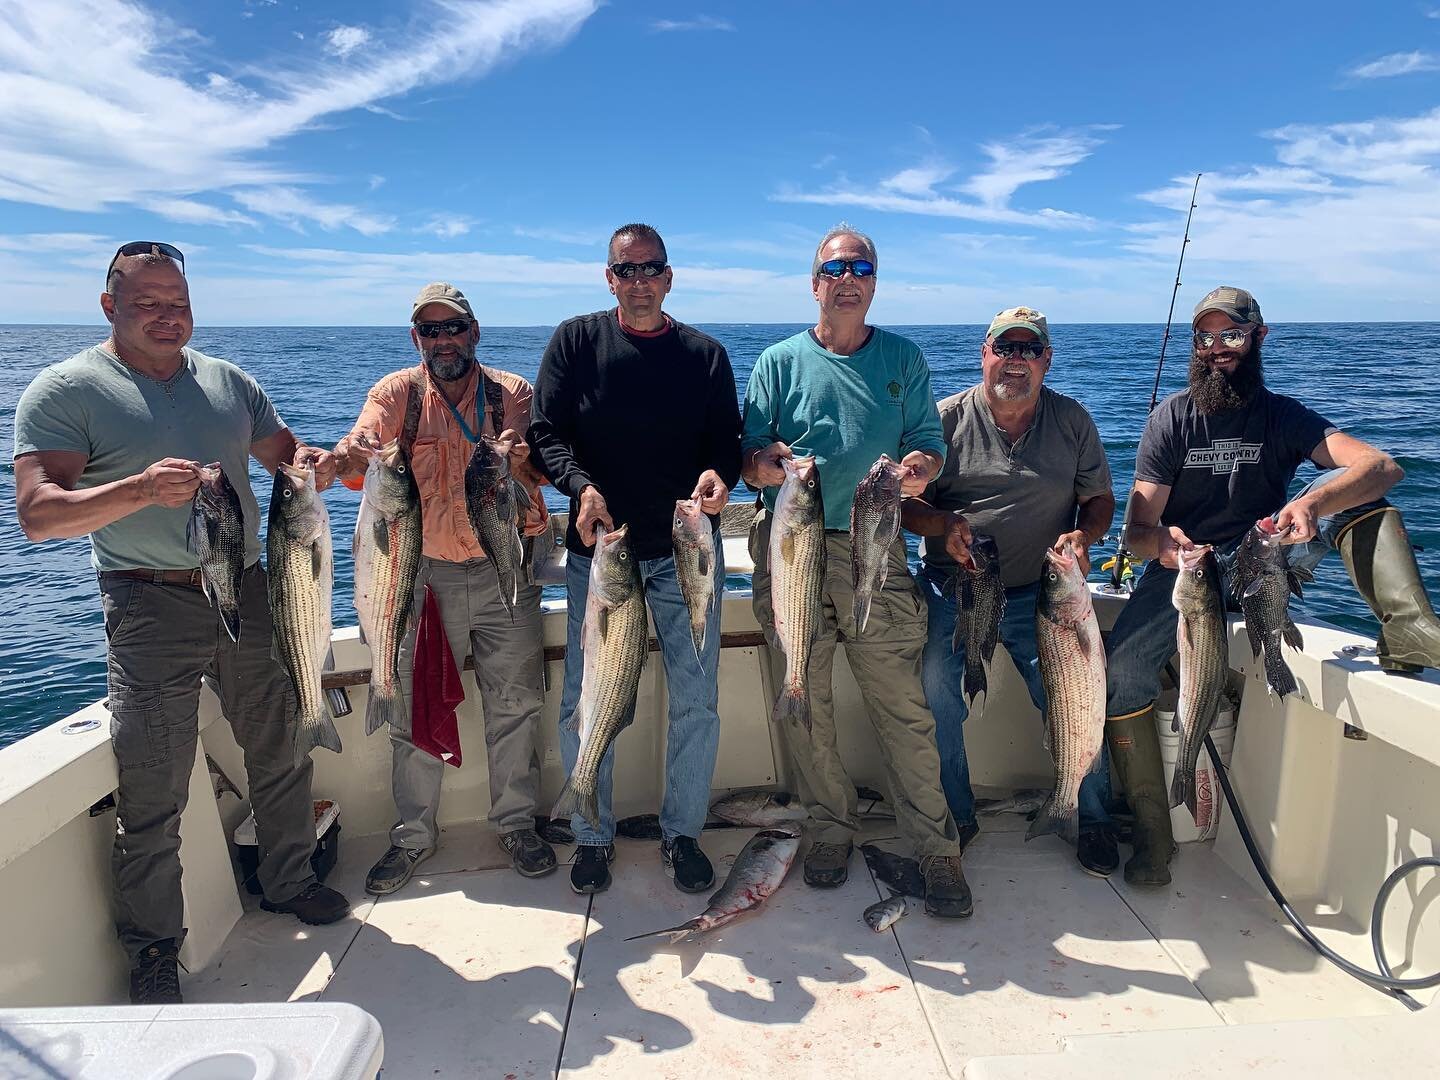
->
<box><xmin>186</xmin><ymin>569</ymin><xmax>203</xmax><ymax>588</ymax></box>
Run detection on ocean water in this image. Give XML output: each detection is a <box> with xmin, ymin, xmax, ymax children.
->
<box><xmin>3</xmin><ymin>322</ymin><xmax>1438</xmax><ymax>748</ymax></box>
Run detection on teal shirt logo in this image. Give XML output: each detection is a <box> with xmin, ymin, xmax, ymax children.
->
<box><xmin>886</xmin><ymin>379</ymin><xmax>902</xmax><ymax>403</ymax></box>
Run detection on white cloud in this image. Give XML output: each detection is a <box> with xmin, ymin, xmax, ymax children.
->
<box><xmin>421</xmin><ymin>216</ymin><xmax>479</xmax><ymax>239</ymax></box>
<box><xmin>1346</xmin><ymin>51</ymin><xmax>1440</xmax><ymax>79</ymax></box>
<box><xmin>324</xmin><ymin>25</ymin><xmax>370</xmax><ymax>58</ymax></box>
<box><xmin>230</xmin><ymin>188</ymin><xmax>394</xmax><ymax>236</ymax></box>
<box><xmin>774</xmin><ymin>127</ymin><xmax>1107</xmax><ymax>228</ymax></box>
<box><xmin>651</xmin><ymin>15</ymin><xmax>733</xmax><ymax>32</ymax></box>
<box><xmin>145</xmin><ymin>198</ymin><xmax>257</xmax><ymax>227</ymax></box>
<box><xmin>0</xmin><ymin>0</ymin><xmax>598</xmax><ymax>232</ymax></box>
<box><xmin>513</xmin><ymin>225</ymin><xmax>600</xmax><ymax>246</ymax></box>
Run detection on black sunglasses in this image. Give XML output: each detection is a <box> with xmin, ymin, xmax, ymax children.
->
<box><xmin>989</xmin><ymin>339</ymin><xmax>1047</xmax><ymax>361</ymax></box>
<box><xmin>107</xmin><ymin>241</ymin><xmax>185</xmax><ymax>279</ymax></box>
<box><xmin>609</xmin><ymin>260</ymin><xmax>668</xmax><ymax>279</ymax></box>
<box><xmin>414</xmin><ymin>317</ymin><xmax>473</xmax><ymax>339</ymax></box>
<box><xmin>816</xmin><ymin>258</ymin><xmax>876</xmax><ymax>279</ymax></box>
<box><xmin>1193</xmin><ymin>327</ymin><xmax>1254</xmax><ymax>349</ymax></box>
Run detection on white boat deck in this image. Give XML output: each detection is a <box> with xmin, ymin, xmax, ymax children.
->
<box><xmin>183</xmin><ymin>806</ymin><xmax>1410</xmax><ymax>1079</ymax></box>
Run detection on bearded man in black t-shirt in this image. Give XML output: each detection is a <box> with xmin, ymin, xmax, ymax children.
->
<box><xmin>1103</xmin><ymin>285</ymin><xmax>1440</xmax><ymax>888</ymax></box>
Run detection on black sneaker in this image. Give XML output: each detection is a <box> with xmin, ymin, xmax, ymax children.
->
<box><xmin>570</xmin><ymin>844</ymin><xmax>615</xmax><ymax>894</ymax></box>
<box><xmin>920</xmin><ymin>854</ymin><xmax>973</xmax><ymax>918</ymax></box>
<box><xmin>660</xmin><ymin>836</ymin><xmax>714</xmax><ymax>893</ymax></box>
<box><xmin>803</xmin><ymin>841</ymin><xmax>851</xmax><ymax>888</ymax></box>
<box><xmin>129</xmin><ymin>940</ymin><xmax>183</xmax><ymax>1005</ymax></box>
<box><xmin>957</xmin><ymin>820</ymin><xmax>980</xmax><ymax>854</ymax></box>
<box><xmin>364</xmin><ymin>845</ymin><xmax>435</xmax><ymax>896</ymax></box>
<box><xmin>1077</xmin><ymin>825</ymin><xmax>1120</xmax><ymax>878</ymax></box>
<box><xmin>260</xmin><ymin>881</ymin><xmax>350</xmax><ymax>925</ymax></box>
<box><xmin>501</xmin><ymin>828</ymin><xmax>558</xmax><ymax>878</ymax></box>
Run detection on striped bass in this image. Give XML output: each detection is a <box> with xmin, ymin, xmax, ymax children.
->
<box><xmin>353</xmin><ymin>438</ymin><xmax>422</xmax><ymax>734</ymax></box>
<box><xmin>1028</xmin><ymin>543</ymin><xmax>1105</xmax><ymax>844</ymax></box>
<box><xmin>553</xmin><ymin>524</ymin><xmax>648</xmax><ymax>830</ymax></box>
<box><xmin>267</xmin><ymin>461</ymin><xmax>342</xmax><ymax>765</ymax></box>
<box><xmin>673</xmin><ymin>497</ymin><xmax>718</xmax><ymax>660</ymax></box>
<box><xmin>626</xmin><ymin>829</ymin><xmax>800</xmax><ymax>943</ymax></box>
<box><xmin>188</xmin><ymin>463</ymin><xmax>246</xmax><ymax>643</ymax></box>
<box><xmin>850</xmin><ymin>455</ymin><xmax>907</xmax><ymax>634</ymax></box>
<box><xmin>768</xmin><ymin>456</ymin><xmax>825</xmax><ymax>732</ymax></box>
<box><xmin>1170</xmin><ymin>546</ymin><xmax>1228</xmax><ymax>821</ymax></box>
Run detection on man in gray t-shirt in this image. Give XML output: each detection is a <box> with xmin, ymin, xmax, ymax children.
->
<box><xmin>901</xmin><ymin>306</ymin><xmax>1118</xmax><ymax>876</ymax></box>
<box><xmin>13</xmin><ymin>245</ymin><xmax>350</xmax><ymax>1005</ymax></box>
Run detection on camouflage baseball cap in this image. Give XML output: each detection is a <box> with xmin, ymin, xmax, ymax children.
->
<box><xmin>986</xmin><ymin>305</ymin><xmax>1050</xmax><ymax>345</ymax></box>
<box><xmin>1192</xmin><ymin>285</ymin><xmax>1263</xmax><ymax>326</ymax></box>
<box><xmin>410</xmin><ymin>282</ymin><xmax>474</xmax><ymax>322</ymax></box>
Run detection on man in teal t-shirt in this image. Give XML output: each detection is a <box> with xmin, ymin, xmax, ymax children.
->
<box><xmin>12</xmin><ymin>245</ymin><xmax>350</xmax><ymax>1004</ymax></box>
<box><xmin>740</xmin><ymin>225</ymin><xmax>970</xmax><ymax>919</ymax></box>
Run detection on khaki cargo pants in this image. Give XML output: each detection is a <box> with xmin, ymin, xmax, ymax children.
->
<box><xmin>750</xmin><ymin>509</ymin><xmax>961</xmax><ymax>859</ymax></box>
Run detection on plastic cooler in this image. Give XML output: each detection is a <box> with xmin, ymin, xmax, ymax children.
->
<box><xmin>234</xmin><ymin>799</ymin><xmax>340</xmax><ymax>895</ymax></box>
<box><xmin>1154</xmin><ymin>692</ymin><xmax>1236</xmax><ymax>843</ymax></box>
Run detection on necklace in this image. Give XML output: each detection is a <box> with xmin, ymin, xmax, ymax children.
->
<box><xmin>108</xmin><ymin>345</ymin><xmax>187</xmax><ymax>402</ymax></box>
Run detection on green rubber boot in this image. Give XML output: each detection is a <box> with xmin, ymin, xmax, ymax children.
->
<box><xmin>1337</xmin><ymin>507</ymin><xmax>1440</xmax><ymax>674</ymax></box>
<box><xmin>1107</xmin><ymin>707</ymin><xmax>1175</xmax><ymax>887</ymax></box>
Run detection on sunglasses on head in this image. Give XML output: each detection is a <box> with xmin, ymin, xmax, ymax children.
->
<box><xmin>107</xmin><ymin>241</ymin><xmax>185</xmax><ymax>279</ymax></box>
<box><xmin>414</xmin><ymin>317</ymin><xmax>473</xmax><ymax>339</ymax></box>
<box><xmin>1193</xmin><ymin>327</ymin><xmax>1254</xmax><ymax>349</ymax></box>
<box><xmin>609</xmin><ymin>260</ymin><xmax>668</xmax><ymax>279</ymax></box>
<box><xmin>816</xmin><ymin>258</ymin><xmax>876</xmax><ymax>279</ymax></box>
<box><xmin>989</xmin><ymin>339</ymin><xmax>1047</xmax><ymax>361</ymax></box>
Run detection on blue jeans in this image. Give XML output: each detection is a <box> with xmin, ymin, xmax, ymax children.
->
<box><xmin>920</xmin><ymin>565</ymin><xmax>1113</xmax><ymax>832</ymax></box>
<box><xmin>1106</xmin><ymin>468</ymin><xmax>1387</xmax><ymax>717</ymax></box>
<box><xmin>558</xmin><ymin>548</ymin><xmax>725</xmax><ymax>846</ymax></box>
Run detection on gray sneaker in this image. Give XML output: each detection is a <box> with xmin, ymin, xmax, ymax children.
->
<box><xmin>803</xmin><ymin>841</ymin><xmax>852</xmax><ymax>887</ymax></box>
<box><xmin>365</xmin><ymin>845</ymin><xmax>435</xmax><ymax>896</ymax></box>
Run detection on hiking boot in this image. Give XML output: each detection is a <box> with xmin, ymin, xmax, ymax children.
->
<box><xmin>501</xmin><ymin>829</ymin><xmax>558</xmax><ymax>878</ymax></box>
<box><xmin>365</xmin><ymin>845</ymin><xmax>435</xmax><ymax>896</ymax></box>
<box><xmin>920</xmin><ymin>854</ymin><xmax>973</xmax><ymax>918</ymax></box>
<box><xmin>1338</xmin><ymin>507</ymin><xmax>1440</xmax><ymax>674</ymax></box>
<box><xmin>803</xmin><ymin>841</ymin><xmax>851</xmax><ymax>887</ymax></box>
<box><xmin>957</xmin><ymin>820</ymin><xmax>980</xmax><ymax>854</ymax></box>
<box><xmin>129</xmin><ymin>940</ymin><xmax>182</xmax><ymax>1005</ymax></box>
<box><xmin>571</xmin><ymin>844</ymin><xmax>615</xmax><ymax>895</ymax></box>
<box><xmin>260</xmin><ymin>881</ymin><xmax>350</xmax><ymax>924</ymax></box>
<box><xmin>1077</xmin><ymin>824</ymin><xmax>1120</xmax><ymax>878</ymax></box>
<box><xmin>1107</xmin><ymin>707</ymin><xmax>1175</xmax><ymax>887</ymax></box>
<box><xmin>661</xmin><ymin>835</ymin><xmax>715</xmax><ymax>893</ymax></box>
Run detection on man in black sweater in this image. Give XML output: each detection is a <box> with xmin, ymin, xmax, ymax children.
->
<box><xmin>529</xmin><ymin>223</ymin><xmax>742</xmax><ymax>895</ymax></box>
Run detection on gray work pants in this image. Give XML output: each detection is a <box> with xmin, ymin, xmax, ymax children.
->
<box><xmin>388</xmin><ymin>556</ymin><xmax>545</xmax><ymax>848</ymax></box>
<box><xmin>99</xmin><ymin>564</ymin><xmax>318</xmax><ymax>964</ymax></box>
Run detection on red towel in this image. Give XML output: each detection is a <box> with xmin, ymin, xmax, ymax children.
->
<box><xmin>411</xmin><ymin>585</ymin><xmax>464</xmax><ymax>767</ymax></box>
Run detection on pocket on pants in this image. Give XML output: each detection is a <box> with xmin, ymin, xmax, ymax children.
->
<box><xmin>109</xmin><ymin>686</ymin><xmax>168</xmax><ymax>770</ymax></box>
<box><xmin>100</xmin><ymin>580</ymin><xmax>145</xmax><ymax>643</ymax></box>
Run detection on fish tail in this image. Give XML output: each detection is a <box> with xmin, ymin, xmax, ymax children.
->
<box><xmin>551</xmin><ymin>778</ymin><xmax>601</xmax><ymax>831</ymax></box>
<box><xmin>771</xmin><ymin>683</ymin><xmax>811</xmax><ymax>734</ymax></box>
<box><xmin>624</xmin><ymin>918</ymin><xmax>703</xmax><ymax>943</ymax></box>
<box><xmin>220</xmin><ymin>606</ymin><xmax>241</xmax><ymax>644</ymax></box>
<box><xmin>1169</xmin><ymin>763</ymin><xmax>1195</xmax><ymax>815</ymax></box>
<box><xmin>691</xmin><ymin>620</ymin><xmax>707</xmax><ymax>664</ymax></box>
<box><xmin>1025</xmin><ymin>793</ymin><xmax>1079</xmax><ymax>845</ymax></box>
<box><xmin>294</xmin><ymin>710</ymin><xmax>343</xmax><ymax>766</ymax></box>
<box><xmin>1262</xmin><ymin>634</ymin><xmax>1299</xmax><ymax>697</ymax></box>
<box><xmin>365</xmin><ymin>683</ymin><xmax>403</xmax><ymax>736</ymax></box>
<box><xmin>962</xmin><ymin>656</ymin><xmax>987</xmax><ymax>708</ymax></box>
<box><xmin>853</xmin><ymin>592</ymin><xmax>872</xmax><ymax>636</ymax></box>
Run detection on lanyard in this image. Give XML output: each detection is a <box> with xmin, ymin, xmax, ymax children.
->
<box><xmin>442</xmin><ymin>374</ymin><xmax>485</xmax><ymax>444</ymax></box>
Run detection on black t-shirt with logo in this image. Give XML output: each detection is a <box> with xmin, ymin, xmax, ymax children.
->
<box><xmin>1134</xmin><ymin>387</ymin><xmax>1336</xmax><ymax>546</ymax></box>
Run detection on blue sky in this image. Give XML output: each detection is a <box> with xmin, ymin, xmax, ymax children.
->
<box><xmin>2</xmin><ymin>0</ymin><xmax>1439</xmax><ymax>326</ymax></box>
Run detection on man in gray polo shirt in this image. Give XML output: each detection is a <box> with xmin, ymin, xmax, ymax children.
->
<box><xmin>901</xmin><ymin>306</ymin><xmax>1119</xmax><ymax>876</ymax></box>
<box><xmin>13</xmin><ymin>244</ymin><xmax>349</xmax><ymax>1006</ymax></box>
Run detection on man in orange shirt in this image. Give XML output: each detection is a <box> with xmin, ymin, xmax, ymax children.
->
<box><xmin>335</xmin><ymin>283</ymin><xmax>556</xmax><ymax>890</ymax></box>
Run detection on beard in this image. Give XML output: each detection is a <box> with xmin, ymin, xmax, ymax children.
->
<box><xmin>990</xmin><ymin>373</ymin><xmax>1034</xmax><ymax>401</ymax></box>
<box><xmin>1189</xmin><ymin>341</ymin><xmax>1264</xmax><ymax>415</ymax></box>
<box><xmin>423</xmin><ymin>343</ymin><xmax>475</xmax><ymax>384</ymax></box>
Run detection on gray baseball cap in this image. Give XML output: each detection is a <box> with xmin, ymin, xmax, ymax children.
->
<box><xmin>1192</xmin><ymin>285</ymin><xmax>1263</xmax><ymax>326</ymax></box>
<box><xmin>410</xmin><ymin>282</ymin><xmax>474</xmax><ymax>322</ymax></box>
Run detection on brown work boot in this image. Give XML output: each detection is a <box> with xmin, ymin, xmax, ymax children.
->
<box><xmin>1338</xmin><ymin>507</ymin><xmax>1440</xmax><ymax>674</ymax></box>
<box><xmin>920</xmin><ymin>854</ymin><xmax>973</xmax><ymax>918</ymax></box>
<box><xmin>1107</xmin><ymin>707</ymin><xmax>1175</xmax><ymax>887</ymax></box>
<box><xmin>803</xmin><ymin>841</ymin><xmax>851</xmax><ymax>887</ymax></box>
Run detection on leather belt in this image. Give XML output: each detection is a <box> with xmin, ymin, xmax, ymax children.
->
<box><xmin>103</xmin><ymin>568</ymin><xmax>205</xmax><ymax>588</ymax></box>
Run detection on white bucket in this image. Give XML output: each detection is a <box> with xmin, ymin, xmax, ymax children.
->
<box><xmin>1154</xmin><ymin>690</ymin><xmax>1235</xmax><ymax>843</ymax></box>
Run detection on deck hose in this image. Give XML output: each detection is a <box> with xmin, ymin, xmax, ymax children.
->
<box><xmin>1206</xmin><ymin>731</ymin><xmax>1440</xmax><ymax>1011</ymax></box>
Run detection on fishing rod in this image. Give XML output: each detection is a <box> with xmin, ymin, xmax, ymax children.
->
<box><xmin>1107</xmin><ymin>173</ymin><xmax>1202</xmax><ymax>593</ymax></box>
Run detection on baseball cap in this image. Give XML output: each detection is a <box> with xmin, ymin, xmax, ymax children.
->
<box><xmin>1192</xmin><ymin>285</ymin><xmax>1263</xmax><ymax>326</ymax></box>
<box><xmin>986</xmin><ymin>306</ymin><xmax>1050</xmax><ymax>346</ymax></box>
<box><xmin>410</xmin><ymin>282</ymin><xmax>474</xmax><ymax>322</ymax></box>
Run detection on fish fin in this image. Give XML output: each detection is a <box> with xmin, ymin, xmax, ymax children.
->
<box><xmin>624</xmin><ymin>918</ymin><xmax>703</xmax><ymax>944</ymax></box>
<box><xmin>1288</xmin><ymin>573</ymin><xmax>1306</xmax><ymax>599</ymax></box>
<box><xmin>372</xmin><ymin>516</ymin><xmax>390</xmax><ymax>557</ymax></box>
<box><xmin>771</xmin><ymin>687</ymin><xmax>811</xmax><ymax>734</ymax></box>
<box><xmin>941</xmin><ymin>572</ymin><xmax>959</xmax><ymax>600</ymax></box>
<box><xmin>1242</xmin><ymin>576</ymin><xmax>1265</xmax><ymax>600</ymax></box>
<box><xmin>220</xmin><ymin>608</ymin><xmax>241</xmax><ymax>644</ymax></box>
<box><xmin>1262</xmin><ymin>634</ymin><xmax>1299</xmax><ymax>697</ymax></box>
<box><xmin>780</xmin><ymin>530</ymin><xmax>796</xmax><ymax>564</ymax></box>
<box><xmin>697</xmin><ymin>542</ymin><xmax>712</xmax><ymax>579</ymax></box>
<box><xmin>311</xmin><ymin>540</ymin><xmax>324</xmax><ymax>581</ymax></box>
<box><xmin>1074</xmin><ymin>618</ymin><xmax>1100</xmax><ymax>658</ymax></box>
<box><xmin>1025</xmin><ymin>793</ymin><xmax>1079</xmax><ymax>845</ymax></box>
<box><xmin>365</xmin><ymin>684</ymin><xmax>405</xmax><ymax>735</ymax></box>
<box><xmin>1243</xmin><ymin>618</ymin><xmax>1263</xmax><ymax>660</ymax></box>
<box><xmin>963</xmin><ymin>656</ymin><xmax>987</xmax><ymax>709</ymax></box>
<box><xmin>1169</xmin><ymin>764</ymin><xmax>1196</xmax><ymax>817</ymax></box>
<box><xmin>596</xmin><ymin>606</ymin><xmax>609</xmax><ymax>641</ymax></box>
<box><xmin>295</xmin><ymin>712</ymin><xmax>344</xmax><ymax>766</ymax></box>
<box><xmin>1282</xmin><ymin>618</ymin><xmax>1304</xmax><ymax>651</ymax></box>
<box><xmin>551</xmin><ymin>778</ymin><xmax>601</xmax><ymax>831</ymax></box>
<box><xmin>511</xmin><ymin>479</ymin><xmax>532</xmax><ymax>513</ymax></box>
<box><xmin>853</xmin><ymin>592</ymin><xmax>872</xmax><ymax>636</ymax></box>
